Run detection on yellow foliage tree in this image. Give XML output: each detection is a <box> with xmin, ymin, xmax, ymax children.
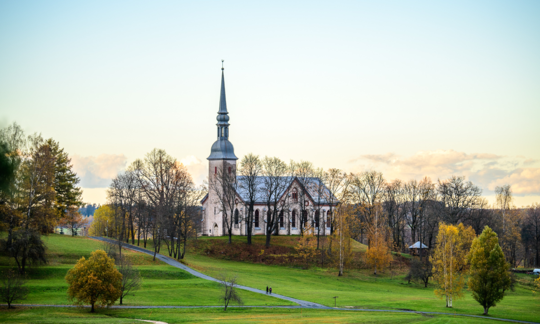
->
<box><xmin>65</xmin><ymin>250</ymin><xmax>122</xmax><ymax>312</ymax></box>
<box><xmin>431</xmin><ymin>223</ymin><xmax>475</xmax><ymax>307</ymax></box>
<box><xmin>89</xmin><ymin>205</ymin><xmax>115</xmax><ymax>237</ymax></box>
<box><xmin>328</xmin><ymin>204</ymin><xmax>354</xmax><ymax>276</ymax></box>
<box><xmin>365</xmin><ymin>232</ymin><xmax>392</xmax><ymax>276</ymax></box>
<box><xmin>295</xmin><ymin>223</ymin><xmax>318</xmax><ymax>269</ymax></box>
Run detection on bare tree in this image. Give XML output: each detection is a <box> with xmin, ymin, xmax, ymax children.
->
<box><xmin>403</xmin><ymin>177</ymin><xmax>435</xmax><ymax>245</ymax></box>
<box><xmin>349</xmin><ymin>171</ymin><xmax>386</xmax><ymax>246</ymax></box>
<box><xmin>217</xmin><ymin>273</ymin><xmax>243</xmax><ymax>311</ymax></box>
<box><xmin>237</xmin><ymin>154</ymin><xmax>262</xmax><ymax>245</ymax></box>
<box><xmin>436</xmin><ymin>176</ymin><xmax>482</xmax><ymax>225</ymax></box>
<box><xmin>117</xmin><ymin>256</ymin><xmax>141</xmax><ymax>305</ymax></box>
<box><xmin>0</xmin><ymin>269</ymin><xmax>29</xmax><ymax>309</ymax></box>
<box><xmin>290</xmin><ymin>161</ymin><xmax>315</xmax><ymax>237</ymax></box>
<box><xmin>323</xmin><ymin>169</ymin><xmax>347</xmax><ymax>236</ymax></box>
<box><xmin>496</xmin><ymin>184</ymin><xmax>513</xmax><ymax>246</ymax></box>
<box><xmin>383</xmin><ymin>180</ymin><xmax>407</xmax><ymax>252</ymax></box>
<box><xmin>261</xmin><ymin>157</ymin><xmax>290</xmax><ymax>248</ymax></box>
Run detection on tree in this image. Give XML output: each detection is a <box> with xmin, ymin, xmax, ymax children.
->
<box><xmin>65</xmin><ymin>250</ymin><xmax>122</xmax><ymax>312</ymax></box>
<box><xmin>437</xmin><ymin>176</ymin><xmax>482</xmax><ymax>225</ymax></box>
<box><xmin>6</xmin><ymin>229</ymin><xmax>47</xmax><ymax>274</ymax></box>
<box><xmin>430</xmin><ymin>223</ymin><xmax>475</xmax><ymax>307</ymax></box>
<box><xmin>328</xmin><ymin>203</ymin><xmax>354</xmax><ymax>276</ymax></box>
<box><xmin>0</xmin><ymin>269</ymin><xmax>29</xmax><ymax>309</ymax></box>
<box><xmin>365</xmin><ymin>229</ymin><xmax>392</xmax><ymax>276</ymax></box>
<box><xmin>217</xmin><ymin>273</ymin><xmax>243</xmax><ymax>311</ymax></box>
<box><xmin>407</xmin><ymin>257</ymin><xmax>432</xmax><ymax>287</ymax></box>
<box><xmin>89</xmin><ymin>205</ymin><xmax>115</xmax><ymax>237</ymax></box>
<box><xmin>261</xmin><ymin>157</ymin><xmax>289</xmax><ymax>248</ymax></box>
<box><xmin>237</xmin><ymin>153</ymin><xmax>262</xmax><ymax>245</ymax></box>
<box><xmin>208</xmin><ymin>160</ymin><xmax>238</xmax><ymax>244</ymax></box>
<box><xmin>117</xmin><ymin>255</ymin><xmax>141</xmax><ymax>305</ymax></box>
<box><xmin>295</xmin><ymin>223</ymin><xmax>318</xmax><ymax>268</ymax></box>
<box><xmin>47</xmin><ymin>139</ymin><xmax>83</xmax><ymax>220</ymax></box>
<box><xmin>59</xmin><ymin>207</ymin><xmax>88</xmax><ymax>236</ymax></box>
<box><xmin>467</xmin><ymin>226</ymin><xmax>511</xmax><ymax>315</ymax></box>
<box><xmin>522</xmin><ymin>203</ymin><xmax>540</xmax><ymax>267</ymax></box>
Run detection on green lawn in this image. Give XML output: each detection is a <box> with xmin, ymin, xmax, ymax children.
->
<box><xmin>0</xmin><ymin>306</ymin><xmax>500</xmax><ymax>324</ymax></box>
<box><xmin>0</xmin><ymin>234</ymin><xmax>292</xmax><ymax>307</ymax></box>
<box><xmin>179</xmin><ymin>236</ymin><xmax>540</xmax><ymax>323</ymax></box>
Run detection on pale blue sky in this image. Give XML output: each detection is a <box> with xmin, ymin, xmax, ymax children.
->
<box><xmin>1</xmin><ymin>1</ymin><xmax>539</xmax><ymax>205</ymax></box>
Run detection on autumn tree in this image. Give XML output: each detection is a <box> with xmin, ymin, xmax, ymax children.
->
<box><xmin>431</xmin><ymin>223</ymin><xmax>475</xmax><ymax>307</ymax></box>
<box><xmin>65</xmin><ymin>250</ymin><xmax>122</xmax><ymax>312</ymax></box>
<box><xmin>328</xmin><ymin>203</ymin><xmax>354</xmax><ymax>276</ymax></box>
<box><xmin>295</xmin><ymin>223</ymin><xmax>318</xmax><ymax>268</ymax></box>
<box><xmin>468</xmin><ymin>226</ymin><xmax>512</xmax><ymax>315</ymax></box>
<box><xmin>59</xmin><ymin>207</ymin><xmax>88</xmax><ymax>236</ymax></box>
<box><xmin>365</xmin><ymin>227</ymin><xmax>392</xmax><ymax>276</ymax></box>
<box><xmin>89</xmin><ymin>205</ymin><xmax>115</xmax><ymax>237</ymax></box>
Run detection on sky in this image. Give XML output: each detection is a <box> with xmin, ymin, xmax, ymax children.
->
<box><xmin>1</xmin><ymin>0</ymin><xmax>539</xmax><ymax>207</ymax></box>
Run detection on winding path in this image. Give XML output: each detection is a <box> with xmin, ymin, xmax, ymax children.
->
<box><xmin>85</xmin><ymin>237</ymin><xmax>539</xmax><ymax>324</ymax></box>
<box><xmin>91</xmin><ymin>236</ymin><xmax>324</xmax><ymax>308</ymax></box>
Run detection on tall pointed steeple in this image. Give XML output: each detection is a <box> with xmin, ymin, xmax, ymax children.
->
<box><xmin>208</xmin><ymin>61</ymin><xmax>238</xmax><ymax>160</ymax></box>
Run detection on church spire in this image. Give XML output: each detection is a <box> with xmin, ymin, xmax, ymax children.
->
<box><xmin>208</xmin><ymin>61</ymin><xmax>238</xmax><ymax>161</ymax></box>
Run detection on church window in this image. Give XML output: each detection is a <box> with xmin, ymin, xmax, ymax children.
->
<box><xmin>302</xmin><ymin>210</ymin><xmax>307</xmax><ymax>227</ymax></box>
<box><xmin>292</xmin><ymin>189</ymin><xmax>298</xmax><ymax>201</ymax></box>
<box><xmin>255</xmin><ymin>210</ymin><xmax>259</xmax><ymax>227</ymax></box>
<box><xmin>214</xmin><ymin>207</ymin><xmax>217</xmax><ymax>215</ymax></box>
<box><xmin>234</xmin><ymin>209</ymin><xmax>239</xmax><ymax>225</ymax></box>
<box><xmin>327</xmin><ymin>210</ymin><xmax>332</xmax><ymax>227</ymax></box>
<box><xmin>279</xmin><ymin>210</ymin><xmax>284</xmax><ymax>228</ymax></box>
<box><xmin>228</xmin><ymin>166</ymin><xmax>231</xmax><ymax>174</ymax></box>
<box><xmin>215</xmin><ymin>167</ymin><xmax>217</xmax><ymax>174</ymax></box>
<box><xmin>292</xmin><ymin>210</ymin><xmax>296</xmax><ymax>227</ymax></box>
<box><xmin>315</xmin><ymin>210</ymin><xmax>320</xmax><ymax>228</ymax></box>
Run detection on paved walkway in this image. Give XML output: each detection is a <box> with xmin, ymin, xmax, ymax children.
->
<box><xmin>91</xmin><ymin>236</ymin><xmax>325</xmax><ymax>308</ymax></box>
<box><xmin>85</xmin><ymin>237</ymin><xmax>540</xmax><ymax>324</ymax></box>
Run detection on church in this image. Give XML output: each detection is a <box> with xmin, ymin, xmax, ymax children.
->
<box><xmin>201</xmin><ymin>66</ymin><xmax>337</xmax><ymax>237</ymax></box>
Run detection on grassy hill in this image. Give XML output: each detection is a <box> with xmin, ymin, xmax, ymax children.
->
<box><xmin>1</xmin><ymin>234</ymin><xmax>538</xmax><ymax>323</ymax></box>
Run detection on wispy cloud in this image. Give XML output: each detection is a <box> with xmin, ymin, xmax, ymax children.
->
<box><xmin>349</xmin><ymin>150</ymin><xmax>540</xmax><ymax>196</ymax></box>
<box><xmin>71</xmin><ymin>154</ymin><xmax>127</xmax><ymax>188</ymax></box>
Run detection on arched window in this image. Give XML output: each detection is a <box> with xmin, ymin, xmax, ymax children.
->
<box><xmin>255</xmin><ymin>210</ymin><xmax>259</xmax><ymax>227</ymax></box>
<box><xmin>302</xmin><ymin>210</ymin><xmax>307</xmax><ymax>227</ymax></box>
<box><xmin>327</xmin><ymin>210</ymin><xmax>332</xmax><ymax>227</ymax></box>
<box><xmin>292</xmin><ymin>188</ymin><xmax>298</xmax><ymax>201</ymax></box>
<box><xmin>292</xmin><ymin>210</ymin><xmax>296</xmax><ymax>228</ymax></box>
<box><xmin>234</xmin><ymin>209</ymin><xmax>239</xmax><ymax>225</ymax></box>
<box><xmin>215</xmin><ymin>166</ymin><xmax>217</xmax><ymax>174</ymax></box>
<box><xmin>315</xmin><ymin>210</ymin><xmax>320</xmax><ymax>228</ymax></box>
<box><xmin>228</xmin><ymin>166</ymin><xmax>231</xmax><ymax>174</ymax></box>
<box><xmin>279</xmin><ymin>210</ymin><xmax>284</xmax><ymax>228</ymax></box>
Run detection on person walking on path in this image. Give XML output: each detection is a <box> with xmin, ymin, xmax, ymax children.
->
<box><xmin>266</xmin><ymin>286</ymin><xmax>268</xmax><ymax>294</ymax></box>
<box><xmin>270</xmin><ymin>287</ymin><xmax>272</xmax><ymax>295</ymax></box>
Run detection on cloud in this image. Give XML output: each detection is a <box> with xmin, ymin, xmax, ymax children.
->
<box><xmin>179</xmin><ymin>155</ymin><xmax>206</xmax><ymax>185</ymax></box>
<box><xmin>488</xmin><ymin>168</ymin><xmax>540</xmax><ymax>194</ymax></box>
<box><xmin>349</xmin><ymin>150</ymin><xmax>540</xmax><ymax>196</ymax></box>
<box><xmin>71</xmin><ymin>154</ymin><xmax>127</xmax><ymax>188</ymax></box>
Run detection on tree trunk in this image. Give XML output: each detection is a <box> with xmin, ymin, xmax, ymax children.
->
<box><xmin>484</xmin><ymin>306</ymin><xmax>489</xmax><ymax>315</ymax></box>
<box><xmin>91</xmin><ymin>302</ymin><xmax>95</xmax><ymax>312</ymax></box>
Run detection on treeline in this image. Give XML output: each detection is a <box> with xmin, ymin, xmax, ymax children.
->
<box><xmin>79</xmin><ymin>203</ymin><xmax>99</xmax><ymax>217</ymax></box>
<box><xmin>89</xmin><ymin>148</ymin><xmax>206</xmax><ymax>261</ymax></box>
<box><xmin>0</xmin><ymin>123</ymin><xmax>83</xmax><ymax>274</ymax></box>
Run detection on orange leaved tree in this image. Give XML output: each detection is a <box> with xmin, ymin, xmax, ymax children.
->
<box><xmin>65</xmin><ymin>250</ymin><xmax>122</xmax><ymax>312</ymax></box>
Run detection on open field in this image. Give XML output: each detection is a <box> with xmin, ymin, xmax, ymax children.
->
<box><xmin>179</xmin><ymin>236</ymin><xmax>539</xmax><ymax>323</ymax></box>
<box><xmin>0</xmin><ymin>306</ymin><xmax>502</xmax><ymax>324</ymax></box>
<box><xmin>0</xmin><ymin>234</ymin><xmax>292</xmax><ymax>307</ymax></box>
<box><xmin>1</xmin><ymin>234</ymin><xmax>539</xmax><ymax>323</ymax></box>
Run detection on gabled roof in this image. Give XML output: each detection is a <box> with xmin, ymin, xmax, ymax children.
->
<box><xmin>409</xmin><ymin>241</ymin><xmax>428</xmax><ymax>249</ymax></box>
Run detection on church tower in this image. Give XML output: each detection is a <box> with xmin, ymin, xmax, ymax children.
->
<box><xmin>207</xmin><ymin>62</ymin><xmax>238</xmax><ymax>236</ymax></box>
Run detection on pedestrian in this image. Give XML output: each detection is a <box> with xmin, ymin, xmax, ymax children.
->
<box><xmin>270</xmin><ymin>287</ymin><xmax>272</xmax><ymax>294</ymax></box>
<box><xmin>266</xmin><ymin>286</ymin><xmax>268</xmax><ymax>294</ymax></box>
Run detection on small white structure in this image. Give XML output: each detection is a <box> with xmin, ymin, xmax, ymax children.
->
<box><xmin>533</xmin><ymin>269</ymin><xmax>540</xmax><ymax>275</ymax></box>
<box><xmin>409</xmin><ymin>241</ymin><xmax>428</xmax><ymax>249</ymax></box>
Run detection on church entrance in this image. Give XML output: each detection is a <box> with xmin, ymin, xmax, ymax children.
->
<box><xmin>213</xmin><ymin>224</ymin><xmax>218</xmax><ymax>237</ymax></box>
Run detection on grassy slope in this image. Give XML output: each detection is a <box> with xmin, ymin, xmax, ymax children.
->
<box><xmin>0</xmin><ymin>306</ymin><xmax>498</xmax><ymax>324</ymax></box>
<box><xmin>180</xmin><ymin>236</ymin><xmax>539</xmax><ymax>323</ymax></box>
<box><xmin>0</xmin><ymin>234</ymin><xmax>292</xmax><ymax>307</ymax></box>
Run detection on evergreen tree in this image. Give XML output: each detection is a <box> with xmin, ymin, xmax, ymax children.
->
<box><xmin>47</xmin><ymin>139</ymin><xmax>83</xmax><ymax>218</ymax></box>
<box><xmin>468</xmin><ymin>226</ymin><xmax>512</xmax><ymax>315</ymax></box>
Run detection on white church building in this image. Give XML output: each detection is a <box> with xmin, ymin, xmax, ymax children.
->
<box><xmin>201</xmin><ymin>66</ymin><xmax>337</xmax><ymax>237</ymax></box>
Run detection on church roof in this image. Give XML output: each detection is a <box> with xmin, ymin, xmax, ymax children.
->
<box><xmin>234</xmin><ymin>176</ymin><xmax>338</xmax><ymax>205</ymax></box>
